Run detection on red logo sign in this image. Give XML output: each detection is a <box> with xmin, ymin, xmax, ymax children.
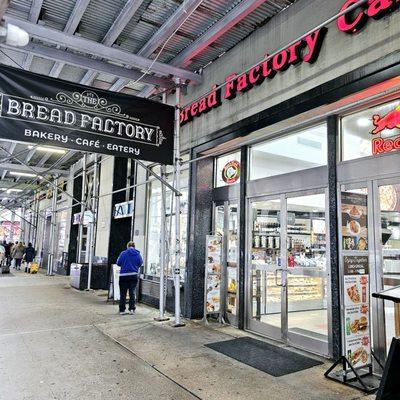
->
<box><xmin>371</xmin><ymin>105</ymin><xmax>400</xmax><ymax>155</ymax></box>
<box><xmin>222</xmin><ymin>161</ymin><xmax>240</xmax><ymax>184</ymax></box>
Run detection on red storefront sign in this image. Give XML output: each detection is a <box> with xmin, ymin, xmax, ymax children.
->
<box><xmin>180</xmin><ymin>1</ymin><xmax>399</xmax><ymax>126</ymax></box>
<box><xmin>371</xmin><ymin>105</ymin><xmax>400</xmax><ymax>155</ymax></box>
<box><xmin>222</xmin><ymin>160</ymin><xmax>241</xmax><ymax>184</ymax></box>
<box><xmin>337</xmin><ymin>0</ymin><xmax>400</xmax><ymax>33</ymax></box>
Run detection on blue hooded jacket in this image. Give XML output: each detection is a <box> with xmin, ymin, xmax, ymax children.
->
<box><xmin>117</xmin><ymin>247</ymin><xmax>143</xmax><ymax>277</ymax></box>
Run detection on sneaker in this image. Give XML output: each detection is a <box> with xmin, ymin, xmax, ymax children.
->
<box><xmin>119</xmin><ymin>311</ymin><xmax>128</xmax><ymax>315</ymax></box>
<box><xmin>129</xmin><ymin>310</ymin><xmax>135</xmax><ymax>315</ymax></box>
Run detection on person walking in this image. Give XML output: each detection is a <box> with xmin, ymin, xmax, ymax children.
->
<box><xmin>23</xmin><ymin>243</ymin><xmax>36</xmax><ymax>273</ymax></box>
<box><xmin>116</xmin><ymin>241</ymin><xmax>143</xmax><ymax>315</ymax></box>
<box><xmin>3</xmin><ymin>240</ymin><xmax>11</xmax><ymax>267</ymax></box>
<box><xmin>12</xmin><ymin>242</ymin><xmax>25</xmax><ymax>270</ymax></box>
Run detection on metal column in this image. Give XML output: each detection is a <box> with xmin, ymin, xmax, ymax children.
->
<box><xmin>155</xmin><ymin>164</ymin><xmax>170</xmax><ymax>322</ymax></box>
<box><xmin>172</xmin><ymin>78</ymin><xmax>185</xmax><ymax>327</ymax></box>
<box><xmin>47</xmin><ymin>175</ymin><xmax>58</xmax><ymax>276</ymax></box>
<box><xmin>87</xmin><ymin>154</ymin><xmax>99</xmax><ymax>290</ymax></box>
<box><xmin>20</xmin><ymin>204</ymin><xmax>26</xmax><ymax>243</ymax></box>
<box><xmin>77</xmin><ymin>154</ymin><xmax>87</xmax><ymax>263</ymax></box>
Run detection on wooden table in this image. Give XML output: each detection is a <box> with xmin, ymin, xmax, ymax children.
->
<box><xmin>372</xmin><ymin>286</ymin><xmax>400</xmax><ymax>337</ymax></box>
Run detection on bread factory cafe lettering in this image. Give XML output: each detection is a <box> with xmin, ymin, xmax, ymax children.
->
<box><xmin>180</xmin><ymin>0</ymin><xmax>400</xmax><ymax>126</ymax></box>
<box><xmin>3</xmin><ymin>96</ymin><xmax>159</xmax><ymax>146</ymax></box>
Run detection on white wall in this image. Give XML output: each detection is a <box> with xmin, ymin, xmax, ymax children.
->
<box><xmin>95</xmin><ymin>156</ymin><xmax>114</xmax><ymax>258</ymax></box>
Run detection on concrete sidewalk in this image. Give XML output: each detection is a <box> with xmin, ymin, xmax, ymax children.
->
<box><xmin>0</xmin><ymin>270</ymin><xmax>375</xmax><ymax>400</ymax></box>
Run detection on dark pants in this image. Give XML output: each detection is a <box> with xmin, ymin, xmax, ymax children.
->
<box><xmin>15</xmin><ymin>258</ymin><xmax>22</xmax><ymax>269</ymax></box>
<box><xmin>119</xmin><ymin>275</ymin><xmax>138</xmax><ymax>312</ymax></box>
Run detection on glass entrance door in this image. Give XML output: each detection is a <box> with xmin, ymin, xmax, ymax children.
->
<box><xmin>248</xmin><ymin>198</ymin><xmax>283</xmax><ymax>339</ymax></box>
<box><xmin>247</xmin><ymin>191</ymin><xmax>330</xmax><ymax>355</ymax></box>
<box><xmin>213</xmin><ymin>201</ymin><xmax>239</xmax><ymax>325</ymax></box>
<box><xmin>374</xmin><ymin>180</ymin><xmax>400</xmax><ymax>355</ymax></box>
<box><xmin>339</xmin><ymin>179</ymin><xmax>400</xmax><ymax>363</ymax></box>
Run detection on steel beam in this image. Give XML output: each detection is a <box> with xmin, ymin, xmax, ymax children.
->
<box><xmin>22</xmin><ymin>0</ymin><xmax>44</xmax><ymax>70</ymax></box>
<box><xmin>80</xmin><ymin>0</ymin><xmax>146</xmax><ymax>86</ymax></box>
<box><xmin>111</xmin><ymin>0</ymin><xmax>203</xmax><ymax>93</ymax></box>
<box><xmin>0</xmin><ymin>181</ymin><xmax>40</xmax><ymax>190</ymax></box>
<box><xmin>1</xmin><ymin>142</ymin><xmax>16</xmax><ymax>180</ymax></box>
<box><xmin>0</xmin><ymin>162</ymin><xmax>68</xmax><ymax>176</ymax></box>
<box><xmin>4</xmin><ymin>17</ymin><xmax>201</xmax><ymax>82</ymax></box>
<box><xmin>0</xmin><ymin>42</ymin><xmax>175</xmax><ymax>88</ymax></box>
<box><xmin>171</xmin><ymin>0</ymin><xmax>267</xmax><ymax>67</ymax></box>
<box><xmin>50</xmin><ymin>0</ymin><xmax>91</xmax><ymax>78</ymax></box>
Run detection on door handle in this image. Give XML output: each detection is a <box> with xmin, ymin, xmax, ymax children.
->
<box><xmin>275</xmin><ymin>268</ymin><xmax>288</xmax><ymax>287</ymax></box>
<box><xmin>275</xmin><ymin>268</ymin><xmax>283</xmax><ymax>287</ymax></box>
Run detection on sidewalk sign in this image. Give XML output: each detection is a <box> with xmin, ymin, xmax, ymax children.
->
<box><xmin>204</xmin><ymin>235</ymin><xmax>223</xmax><ymax>323</ymax></box>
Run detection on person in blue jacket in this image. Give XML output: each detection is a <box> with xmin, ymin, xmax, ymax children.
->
<box><xmin>116</xmin><ymin>241</ymin><xmax>143</xmax><ymax>315</ymax></box>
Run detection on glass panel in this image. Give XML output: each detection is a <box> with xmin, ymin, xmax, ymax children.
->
<box><xmin>379</xmin><ymin>184</ymin><xmax>400</xmax><ymax>351</ymax></box>
<box><xmin>249</xmin><ymin>124</ymin><xmax>327</xmax><ymax>180</ymax></box>
<box><xmin>146</xmin><ymin>179</ymin><xmax>161</xmax><ymax>276</ymax></box>
<box><xmin>341</xmin><ymin>98</ymin><xmax>400</xmax><ymax>161</ymax></box>
<box><xmin>287</xmin><ymin>193</ymin><xmax>328</xmax><ymax>342</ymax></box>
<box><xmin>146</xmin><ymin>167</ymin><xmax>189</xmax><ymax>280</ymax></box>
<box><xmin>227</xmin><ymin>204</ymin><xmax>238</xmax><ymax>317</ymax></box>
<box><xmin>215</xmin><ymin>152</ymin><xmax>241</xmax><ymax>188</ymax></box>
<box><xmin>250</xmin><ymin>199</ymin><xmax>281</xmax><ymax>328</ymax></box>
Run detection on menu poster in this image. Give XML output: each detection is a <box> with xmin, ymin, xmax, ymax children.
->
<box><xmin>205</xmin><ymin>235</ymin><xmax>222</xmax><ymax>314</ymax></box>
<box><xmin>343</xmin><ymin>256</ymin><xmax>372</xmax><ymax>368</ymax></box>
<box><xmin>341</xmin><ymin>192</ymin><xmax>368</xmax><ymax>251</ymax></box>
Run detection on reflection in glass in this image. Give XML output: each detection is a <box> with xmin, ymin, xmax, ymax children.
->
<box><xmin>287</xmin><ymin>194</ymin><xmax>328</xmax><ymax>342</ymax></box>
<box><xmin>250</xmin><ymin>199</ymin><xmax>282</xmax><ymax>329</ymax></box>
<box><xmin>341</xmin><ymin>98</ymin><xmax>400</xmax><ymax>161</ymax></box>
<box><xmin>227</xmin><ymin>205</ymin><xmax>238</xmax><ymax>317</ymax></box>
<box><xmin>249</xmin><ymin>124</ymin><xmax>327</xmax><ymax>181</ymax></box>
<box><xmin>379</xmin><ymin>184</ymin><xmax>400</xmax><ymax>351</ymax></box>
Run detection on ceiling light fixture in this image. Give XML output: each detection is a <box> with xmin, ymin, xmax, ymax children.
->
<box><xmin>1</xmin><ymin>188</ymin><xmax>23</xmax><ymax>193</ymax></box>
<box><xmin>28</xmin><ymin>145</ymin><xmax>66</xmax><ymax>154</ymax></box>
<box><xmin>9</xmin><ymin>171</ymin><xmax>38</xmax><ymax>178</ymax></box>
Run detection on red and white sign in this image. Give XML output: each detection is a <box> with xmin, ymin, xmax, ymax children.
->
<box><xmin>371</xmin><ymin>105</ymin><xmax>400</xmax><ymax>155</ymax></box>
<box><xmin>222</xmin><ymin>160</ymin><xmax>241</xmax><ymax>184</ymax></box>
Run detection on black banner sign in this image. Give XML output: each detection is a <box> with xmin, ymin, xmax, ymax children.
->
<box><xmin>0</xmin><ymin>65</ymin><xmax>175</xmax><ymax>164</ymax></box>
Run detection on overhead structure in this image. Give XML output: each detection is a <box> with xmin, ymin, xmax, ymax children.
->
<box><xmin>0</xmin><ymin>0</ymin><xmax>296</xmax><ymax>97</ymax></box>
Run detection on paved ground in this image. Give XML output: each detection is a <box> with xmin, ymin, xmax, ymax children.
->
<box><xmin>0</xmin><ymin>270</ymin><xmax>376</xmax><ymax>400</ymax></box>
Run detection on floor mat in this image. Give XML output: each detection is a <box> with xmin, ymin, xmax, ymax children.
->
<box><xmin>205</xmin><ymin>337</ymin><xmax>323</xmax><ymax>377</ymax></box>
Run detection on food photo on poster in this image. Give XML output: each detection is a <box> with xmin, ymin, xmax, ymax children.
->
<box><xmin>341</xmin><ymin>192</ymin><xmax>368</xmax><ymax>251</ymax></box>
<box><xmin>205</xmin><ymin>236</ymin><xmax>223</xmax><ymax>314</ymax></box>
<box><xmin>343</xmin><ymin>256</ymin><xmax>372</xmax><ymax>368</ymax></box>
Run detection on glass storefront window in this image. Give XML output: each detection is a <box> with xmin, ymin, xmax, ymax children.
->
<box><xmin>249</xmin><ymin>124</ymin><xmax>327</xmax><ymax>180</ymax></box>
<box><xmin>341</xmin><ymin>98</ymin><xmax>400</xmax><ymax>161</ymax></box>
<box><xmin>145</xmin><ymin>166</ymin><xmax>189</xmax><ymax>280</ymax></box>
<box><xmin>215</xmin><ymin>151</ymin><xmax>241</xmax><ymax>188</ymax></box>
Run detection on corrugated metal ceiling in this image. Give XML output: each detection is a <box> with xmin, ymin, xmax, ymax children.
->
<box><xmin>0</xmin><ymin>0</ymin><xmax>297</xmax><ymax>194</ymax></box>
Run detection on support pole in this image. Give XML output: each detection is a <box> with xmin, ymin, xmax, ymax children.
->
<box><xmin>47</xmin><ymin>175</ymin><xmax>58</xmax><ymax>276</ymax></box>
<box><xmin>87</xmin><ymin>154</ymin><xmax>99</xmax><ymax>291</ymax></box>
<box><xmin>77</xmin><ymin>154</ymin><xmax>87</xmax><ymax>263</ymax></box>
<box><xmin>155</xmin><ymin>164</ymin><xmax>169</xmax><ymax>322</ymax></box>
<box><xmin>20</xmin><ymin>204</ymin><xmax>26</xmax><ymax>243</ymax></box>
<box><xmin>172</xmin><ymin>78</ymin><xmax>185</xmax><ymax>327</ymax></box>
<box><xmin>10</xmin><ymin>209</ymin><xmax>15</xmax><ymax>243</ymax></box>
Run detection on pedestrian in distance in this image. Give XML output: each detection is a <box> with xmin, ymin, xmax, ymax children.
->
<box><xmin>23</xmin><ymin>243</ymin><xmax>36</xmax><ymax>273</ymax></box>
<box><xmin>12</xmin><ymin>242</ymin><xmax>25</xmax><ymax>270</ymax></box>
<box><xmin>116</xmin><ymin>241</ymin><xmax>143</xmax><ymax>315</ymax></box>
<box><xmin>0</xmin><ymin>243</ymin><xmax>5</xmax><ymax>268</ymax></box>
<box><xmin>3</xmin><ymin>240</ymin><xmax>11</xmax><ymax>267</ymax></box>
